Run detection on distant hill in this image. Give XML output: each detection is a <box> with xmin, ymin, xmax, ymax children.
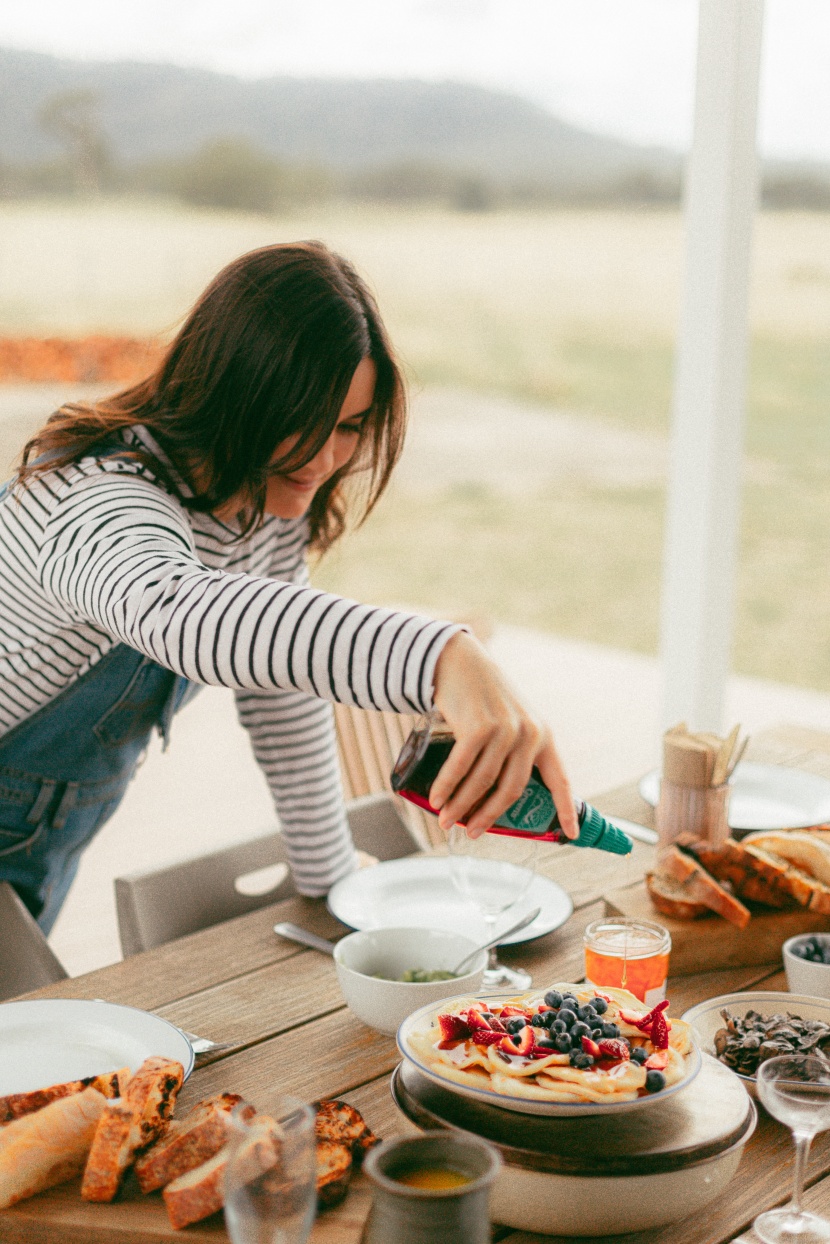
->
<box><xmin>0</xmin><ymin>46</ymin><xmax>674</xmax><ymax>192</ymax></box>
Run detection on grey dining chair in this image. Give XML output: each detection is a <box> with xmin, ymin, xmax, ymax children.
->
<box><xmin>114</xmin><ymin>792</ymin><xmax>420</xmax><ymax>957</ymax></box>
<box><xmin>0</xmin><ymin>880</ymin><xmax>68</xmax><ymax>1001</ymax></box>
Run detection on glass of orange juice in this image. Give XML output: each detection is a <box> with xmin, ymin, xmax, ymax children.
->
<box><xmin>583</xmin><ymin>917</ymin><xmax>671</xmax><ymax>1006</ymax></box>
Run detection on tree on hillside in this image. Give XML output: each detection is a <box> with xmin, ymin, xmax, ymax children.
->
<box><xmin>38</xmin><ymin>89</ymin><xmax>111</xmax><ymax>196</ymax></box>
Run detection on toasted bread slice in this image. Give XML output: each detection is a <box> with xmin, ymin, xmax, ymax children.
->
<box><xmin>0</xmin><ymin>1088</ymin><xmax>108</xmax><ymax>1209</ymax></box>
<box><xmin>316</xmin><ymin>1139</ymin><xmax>353</xmax><ymax>1210</ymax></box>
<box><xmin>745</xmin><ymin>832</ymin><xmax>830</xmax><ymax>887</ymax></box>
<box><xmin>646</xmin><ymin>872</ymin><xmax>712</xmax><ymax>921</ymax></box>
<box><xmin>163</xmin><ymin>1115</ymin><xmax>280</xmax><ymax>1230</ymax></box>
<box><xmin>679</xmin><ymin>837</ymin><xmax>799</xmax><ymax>909</ymax></box>
<box><xmin>313</xmin><ymin>1099</ymin><xmax>378</xmax><ymax>1165</ymax></box>
<box><xmin>81</xmin><ymin>1056</ymin><xmax>184</xmax><ymax>1202</ymax></box>
<box><xmin>134</xmin><ymin>1093</ymin><xmax>248</xmax><ymax>1194</ymax></box>
<box><xmin>0</xmin><ymin>1069</ymin><xmax>127</xmax><ymax>1125</ymax></box>
<box><xmin>651</xmin><ymin>846</ymin><xmax>751</xmax><ymax>927</ymax></box>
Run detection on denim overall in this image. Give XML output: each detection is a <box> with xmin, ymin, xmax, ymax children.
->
<box><xmin>0</xmin><ymin>461</ymin><xmax>200</xmax><ymax>933</ymax></box>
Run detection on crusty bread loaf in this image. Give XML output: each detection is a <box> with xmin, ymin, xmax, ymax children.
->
<box><xmin>646</xmin><ymin>872</ymin><xmax>711</xmax><ymax>921</ymax></box>
<box><xmin>316</xmin><ymin>1139</ymin><xmax>353</xmax><ymax>1209</ymax></box>
<box><xmin>649</xmin><ymin>846</ymin><xmax>751</xmax><ymax>927</ymax></box>
<box><xmin>314</xmin><ymin>1099</ymin><xmax>378</xmax><ymax>1165</ymax></box>
<box><xmin>0</xmin><ymin>1069</ymin><xmax>128</xmax><ymax>1125</ymax></box>
<box><xmin>162</xmin><ymin>1144</ymin><xmax>228</xmax><ymax>1229</ymax></box>
<box><xmin>745</xmin><ymin>832</ymin><xmax>830</xmax><ymax>887</ymax></box>
<box><xmin>0</xmin><ymin>1088</ymin><xmax>107</xmax><ymax>1208</ymax></box>
<box><xmin>679</xmin><ymin>837</ymin><xmax>799</xmax><ymax>908</ymax></box>
<box><xmin>134</xmin><ymin>1093</ymin><xmax>247</xmax><ymax>1193</ymax></box>
<box><xmin>162</xmin><ymin>1115</ymin><xmax>280</xmax><ymax>1230</ymax></box>
<box><xmin>81</xmin><ymin>1056</ymin><xmax>184</xmax><ymax>1202</ymax></box>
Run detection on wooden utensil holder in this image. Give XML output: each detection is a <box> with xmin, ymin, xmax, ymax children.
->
<box><xmin>656</xmin><ymin>778</ymin><xmax>731</xmax><ymax>849</ymax></box>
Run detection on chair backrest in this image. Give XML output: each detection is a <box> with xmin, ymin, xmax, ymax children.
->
<box><xmin>333</xmin><ymin>704</ymin><xmax>441</xmax><ymax>847</ymax></box>
<box><xmin>0</xmin><ymin>881</ymin><xmax>68</xmax><ymax>1001</ymax></box>
<box><xmin>115</xmin><ymin>792</ymin><xmax>421</xmax><ymax>957</ymax></box>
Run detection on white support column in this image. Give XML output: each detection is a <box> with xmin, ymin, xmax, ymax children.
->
<box><xmin>660</xmin><ymin>0</ymin><xmax>765</xmax><ymax>732</ymax></box>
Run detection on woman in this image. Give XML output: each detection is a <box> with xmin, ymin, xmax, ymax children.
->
<box><xmin>0</xmin><ymin>241</ymin><xmax>576</xmax><ymax>933</ymax></box>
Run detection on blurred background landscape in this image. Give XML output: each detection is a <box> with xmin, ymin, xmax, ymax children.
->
<box><xmin>1</xmin><ymin>38</ymin><xmax>829</xmax><ymax>691</ymax></box>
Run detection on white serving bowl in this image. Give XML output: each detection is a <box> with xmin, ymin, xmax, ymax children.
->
<box><xmin>783</xmin><ymin>934</ymin><xmax>830</xmax><ymax>997</ymax></box>
<box><xmin>682</xmin><ymin>991</ymin><xmax>830</xmax><ymax>1095</ymax></box>
<box><xmin>333</xmin><ymin>927</ymin><xmax>487</xmax><ymax>1035</ymax></box>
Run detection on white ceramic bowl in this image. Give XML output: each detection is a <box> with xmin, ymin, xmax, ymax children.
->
<box><xmin>333</xmin><ymin>927</ymin><xmax>487</xmax><ymax>1035</ymax></box>
<box><xmin>682</xmin><ymin>991</ymin><xmax>830</xmax><ymax>1094</ymax></box>
<box><xmin>783</xmin><ymin>934</ymin><xmax>830</xmax><ymax>997</ymax></box>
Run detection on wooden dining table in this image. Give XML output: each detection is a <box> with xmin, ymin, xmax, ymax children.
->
<box><xmin>5</xmin><ymin>723</ymin><xmax>830</xmax><ymax>1244</ymax></box>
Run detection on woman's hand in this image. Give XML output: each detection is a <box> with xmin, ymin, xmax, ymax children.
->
<box><xmin>430</xmin><ymin>631</ymin><xmax>577</xmax><ymax>840</ymax></box>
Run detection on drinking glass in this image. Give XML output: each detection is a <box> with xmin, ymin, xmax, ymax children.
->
<box><xmin>224</xmin><ymin>1096</ymin><xmax>317</xmax><ymax>1244</ymax></box>
<box><xmin>755</xmin><ymin>1055</ymin><xmax>830</xmax><ymax>1244</ymax></box>
<box><xmin>447</xmin><ymin>824</ymin><xmax>538</xmax><ymax>990</ymax></box>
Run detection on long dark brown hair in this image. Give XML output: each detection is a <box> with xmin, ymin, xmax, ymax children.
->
<box><xmin>18</xmin><ymin>241</ymin><xmax>406</xmax><ymax>551</ymax></box>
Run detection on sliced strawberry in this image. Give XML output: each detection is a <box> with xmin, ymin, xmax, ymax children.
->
<box><xmin>537</xmin><ymin>1004</ymin><xmax>554</xmax><ymax>1013</ymax></box>
<box><xmin>620</xmin><ymin>1000</ymin><xmax>669</xmax><ymax>1033</ymax></box>
<box><xmin>650</xmin><ymin>1011</ymin><xmax>670</xmax><ymax>1051</ymax></box>
<box><xmin>464</xmin><ymin>1007</ymin><xmax>492</xmax><ymax>1030</ymax></box>
<box><xmin>500</xmin><ymin>1026</ymin><xmax>535</xmax><ymax>1057</ymax></box>
<box><xmin>581</xmin><ymin>1036</ymin><xmax>602</xmax><ymax>1058</ymax></box>
<box><xmin>437</xmin><ymin>1014</ymin><xmax>471</xmax><ymax>1046</ymax></box>
<box><xmin>499</xmin><ymin>1004</ymin><xmax>532</xmax><ymax>1018</ymax></box>
<box><xmin>597</xmin><ymin>1039</ymin><xmax>630</xmax><ymax>1062</ymax></box>
<box><xmin>645</xmin><ymin>1048</ymin><xmax>669</xmax><ymax>1071</ymax></box>
<box><xmin>470</xmin><ymin>1028</ymin><xmax>504</xmax><ymax>1047</ymax></box>
<box><xmin>488</xmin><ymin>1016</ymin><xmax>507</xmax><ymax>1034</ymax></box>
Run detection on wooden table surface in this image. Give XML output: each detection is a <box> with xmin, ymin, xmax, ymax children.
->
<box><xmin>5</xmin><ymin>724</ymin><xmax>830</xmax><ymax>1244</ymax></box>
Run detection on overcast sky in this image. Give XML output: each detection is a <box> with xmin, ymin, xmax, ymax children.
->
<box><xmin>2</xmin><ymin>0</ymin><xmax>829</xmax><ymax>160</ymax></box>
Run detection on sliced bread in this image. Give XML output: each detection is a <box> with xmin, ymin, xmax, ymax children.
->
<box><xmin>81</xmin><ymin>1055</ymin><xmax>184</xmax><ymax>1202</ymax></box>
<box><xmin>650</xmin><ymin>846</ymin><xmax>751</xmax><ymax>927</ymax></box>
<box><xmin>134</xmin><ymin>1093</ymin><xmax>247</xmax><ymax>1194</ymax></box>
<box><xmin>0</xmin><ymin>1068</ymin><xmax>127</xmax><ymax>1125</ymax></box>
<box><xmin>0</xmin><ymin>1088</ymin><xmax>108</xmax><ymax>1209</ymax></box>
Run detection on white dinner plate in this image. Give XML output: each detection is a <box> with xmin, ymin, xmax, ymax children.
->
<box><xmin>0</xmin><ymin>998</ymin><xmax>194</xmax><ymax>1096</ymax></box>
<box><xmin>638</xmin><ymin>762</ymin><xmax>830</xmax><ymax>832</ymax></box>
<box><xmin>397</xmin><ymin>997</ymin><xmax>702</xmax><ymax>1117</ymax></box>
<box><xmin>327</xmin><ymin>856</ymin><xmax>573</xmax><ymax>944</ymax></box>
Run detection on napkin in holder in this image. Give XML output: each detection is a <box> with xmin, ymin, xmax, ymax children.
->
<box><xmin>656</xmin><ymin>723</ymin><xmax>744</xmax><ymax>850</ymax></box>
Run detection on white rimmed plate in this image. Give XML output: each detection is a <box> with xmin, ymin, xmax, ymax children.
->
<box><xmin>638</xmin><ymin>762</ymin><xmax>830</xmax><ymax>832</ymax></box>
<box><xmin>327</xmin><ymin>856</ymin><xmax>572</xmax><ymax>944</ymax></box>
<box><xmin>397</xmin><ymin>997</ymin><xmax>702</xmax><ymax>1117</ymax></box>
<box><xmin>0</xmin><ymin>998</ymin><xmax>194</xmax><ymax>1095</ymax></box>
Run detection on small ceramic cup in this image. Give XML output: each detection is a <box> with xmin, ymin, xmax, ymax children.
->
<box><xmin>783</xmin><ymin>934</ymin><xmax>830</xmax><ymax>998</ymax></box>
<box><xmin>361</xmin><ymin>1132</ymin><xmax>501</xmax><ymax>1244</ymax></box>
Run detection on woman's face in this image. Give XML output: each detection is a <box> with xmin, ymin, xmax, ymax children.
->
<box><xmin>263</xmin><ymin>356</ymin><xmax>377</xmax><ymax>519</ymax></box>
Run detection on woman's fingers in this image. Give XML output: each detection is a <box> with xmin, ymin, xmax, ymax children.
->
<box><xmin>430</xmin><ymin>631</ymin><xmax>577</xmax><ymax>839</ymax></box>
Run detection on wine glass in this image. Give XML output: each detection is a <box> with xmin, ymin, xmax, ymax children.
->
<box><xmin>754</xmin><ymin>1055</ymin><xmax>830</xmax><ymax>1244</ymax></box>
<box><xmin>447</xmin><ymin>824</ymin><xmax>538</xmax><ymax>990</ymax></box>
<box><xmin>224</xmin><ymin>1096</ymin><xmax>317</xmax><ymax>1244</ymax></box>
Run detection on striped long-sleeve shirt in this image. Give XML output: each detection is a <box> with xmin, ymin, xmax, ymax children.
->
<box><xmin>0</xmin><ymin>425</ymin><xmax>459</xmax><ymax>894</ymax></box>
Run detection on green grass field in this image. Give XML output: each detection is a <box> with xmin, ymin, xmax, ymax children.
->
<box><xmin>1</xmin><ymin>200</ymin><xmax>829</xmax><ymax>690</ymax></box>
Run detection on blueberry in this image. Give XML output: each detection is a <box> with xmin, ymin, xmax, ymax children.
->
<box><xmin>561</xmin><ymin>994</ymin><xmax>579</xmax><ymax>1010</ymax></box>
<box><xmin>591</xmin><ymin>997</ymin><xmax>609</xmax><ymax>1015</ymax></box>
<box><xmin>544</xmin><ymin>990</ymin><xmax>563</xmax><ymax>1009</ymax></box>
<box><xmin>558</xmin><ymin>1008</ymin><xmax>577</xmax><ymax>1028</ymax></box>
<box><xmin>630</xmin><ymin>1047</ymin><xmax>648</xmax><ymax>1065</ymax></box>
<box><xmin>555</xmin><ymin>1034</ymin><xmax>572</xmax><ymax>1053</ymax></box>
<box><xmin>505</xmin><ymin>1017</ymin><xmax>526</xmax><ymax>1034</ymax></box>
<box><xmin>571</xmin><ymin>1053</ymin><xmax>594</xmax><ymax>1069</ymax></box>
<box><xmin>601</xmin><ymin>1023</ymin><xmax>621</xmax><ymax>1039</ymax></box>
<box><xmin>551</xmin><ymin>1019</ymin><xmax>568</xmax><ymax>1034</ymax></box>
<box><xmin>531</xmin><ymin>1013</ymin><xmax>547</xmax><ymax>1028</ymax></box>
<box><xmin>645</xmin><ymin>1070</ymin><xmax>666</xmax><ymax>1093</ymax></box>
<box><xmin>591</xmin><ymin>1027</ymin><xmax>604</xmax><ymax>1040</ymax></box>
<box><xmin>535</xmin><ymin>1037</ymin><xmax>556</xmax><ymax>1050</ymax></box>
<box><xmin>542</xmin><ymin>1011</ymin><xmax>558</xmax><ymax>1029</ymax></box>
<box><xmin>570</xmin><ymin>1022</ymin><xmax>591</xmax><ymax>1041</ymax></box>
<box><xmin>577</xmin><ymin>1005</ymin><xmax>597</xmax><ymax>1022</ymax></box>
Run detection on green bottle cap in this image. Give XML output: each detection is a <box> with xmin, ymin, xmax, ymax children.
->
<box><xmin>575</xmin><ymin>804</ymin><xmax>633</xmax><ymax>855</ymax></box>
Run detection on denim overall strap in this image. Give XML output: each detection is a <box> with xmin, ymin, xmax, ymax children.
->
<box><xmin>0</xmin><ymin>641</ymin><xmax>197</xmax><ymax>933</ymax></box>
<box><xmin>0</xmin><ymin>454</ymin><xmax>201</xmax><ymax>932</ymax></box>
